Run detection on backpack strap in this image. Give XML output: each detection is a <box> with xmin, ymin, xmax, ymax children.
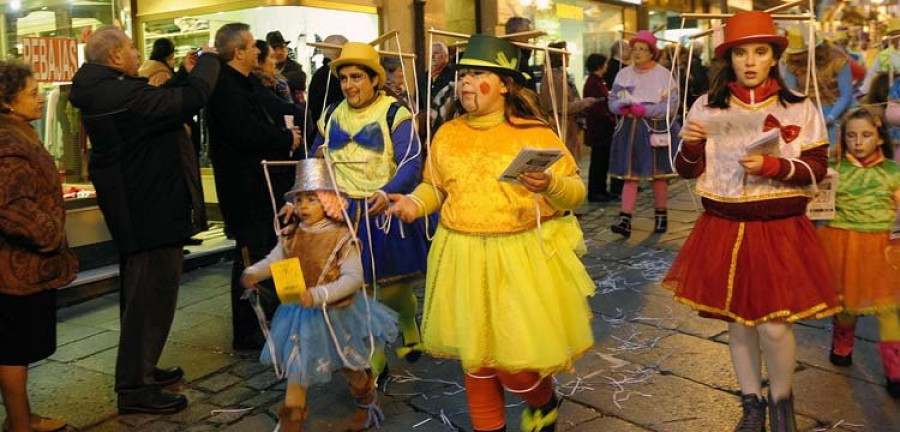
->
<box><xmin>386</xmin><ymin>101</ymin><xmax>403</xmax><ymax>131</ymax></box>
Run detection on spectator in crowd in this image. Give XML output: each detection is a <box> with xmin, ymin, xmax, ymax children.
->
<box><xmin>254</xmin><ymin>40</ymin><xmax>292</xmax><ymax>103</ymax></box>
<box><xmin>676</xmin><ymin>41</ymin><xmax>709</xmax><ymax>111</ymax></box>
<box><xmin>539</xmin><ymin>41</ymin><xmax>597</xmax><ymax>159</ymax></box>
<box><xmin>307</xmin><ymin>34</ymin><xmax>347</xmax><ymax>142</ymax></box>
<box><xmin>206</xmin><ymin>23</ymin><xmax>300</xmax><ymax>351</ymax></box>
<box><xmin>383</xmin><ymin>57</ymin><xmax>412</xmax><ymax>109</ymax></box>
<box><xmin>605</xmin><ymin>40</ymin><xmax>631</xmax><ymax>88</ymax></box>
<box><xmin>583</xmin><ymin>53</ymin><xmax>617</xmax><ymax>203</ymax></box>
<box><xmin>138</xmin><ymin>38</ymin><xmax>175</xmax><ymax>86</ymax></box>
<box><xmin>0</xmin><ymin>61</ymin><xmax>77</xmax><ymax>432</ymax></box>
<box><xmin>69</xmin><ymin>26</ymin><xmax>219</xmax><ymax>414</ymax></box>
<box><xmin>266</xmin><ymin>31</ymin><xmax>307</xmax><ymax>104</ymax></box>
<box><xmin>505</xmin><ymin>16</ymin><xmax>537</xmax><ymax>90</ymax></box>
<box><xmin>253</xmin><ymin>40</ymin><xmax>304</xmax><ymax>156</ymax></box>
<box><xmin>419</xmin><ymin>42</ymin><xmax>455</xmax><ymax>135</ymax></box>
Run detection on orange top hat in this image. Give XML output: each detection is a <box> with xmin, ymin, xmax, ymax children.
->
<box><xmin>714</xmin><ymin>11</ymin><xmax>788</xmax><ymax>59</ymax></box>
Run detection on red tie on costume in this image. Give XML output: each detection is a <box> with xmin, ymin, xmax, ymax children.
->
<box><xmin>762</xmin><ymin>114</ymin><xmax>801</xmax><ymax>143</ymax></box>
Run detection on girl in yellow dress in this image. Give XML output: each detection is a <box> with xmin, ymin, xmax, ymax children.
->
<box><xmin>387</xmin><ymin>34</ymin><xmax>595</xmax><ymax>432</ymax></box>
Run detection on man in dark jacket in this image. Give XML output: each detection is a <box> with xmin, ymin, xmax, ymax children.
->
<box><xmin>306</xmin><ymin>34</ymin><xmax>346</xmax><ymax>143</ymax></box>
<box><xmin>418</xmin><ymin>42</ymin><xmax>455</xmax><ymax>135</ymax></box>
<box><xmin>69</xmin><ymin>27</ymin><xmax>219</xmax><ymax>415</ymax></box>
<box><xmin>505</xmin><ymin>17</ymin><xmax>537</xmax><ymax>91</ymax></box>
<box><xmin>207</xmin><ymin>23</ymin><xmax>300</xmax><ymax>350</ymax></box>
<box><xmin>266</xmin><ymin>30</ymin><xmax>306</xmax><ymax>104</ymax></box>
<box><xmin>604</xmin><ymin>40</ymin><xmax>630</xmax><ymax>89</ymax></box>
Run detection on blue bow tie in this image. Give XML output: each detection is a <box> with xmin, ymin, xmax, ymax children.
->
<box><xmin>328</xmin><ymin>120</ymin><xmax>385</xmax><ymax>153</ymax></box>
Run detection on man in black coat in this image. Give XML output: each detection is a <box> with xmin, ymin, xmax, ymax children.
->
<box><xmin>266</xmin><ymin>30</ymin><xmax>307</xmax><ymax>104</ymax></box>
<box><xmin>69</xmin><ymin>27</ymin><xmax>219</xmax><ymax>415</ymax></box>
<box><xmin>604</xmin><ymin>40</ymin><xmax>630</xmax><ymax>90</ymax></box>
<box><xmin>207</xmin><ymin>23</ymin><xmax>300</xmax><ymax>350</ymax></box>
<box><xmin>306</xmin><ymin>34</ymin><xmax>346</xmax><ymax>143</ymax></box>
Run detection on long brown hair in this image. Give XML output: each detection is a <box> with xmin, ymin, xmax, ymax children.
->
<box><xmin>707</xmin><ymin>43</ymin><xmax>805</xmax><ymax>109</ymax></box>
<box><xmin>836</xmin><ymin>107</ymin><xmax>893</xmax><ymax>162</ymax></box>
<box><xmin>452</xmin><ymin>73</ymin><xmax>550</xmax><ymax>126</ymax></box>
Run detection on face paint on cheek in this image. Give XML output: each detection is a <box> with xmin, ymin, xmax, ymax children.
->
<box><xmin>479</xmin><ymin>82</ymin><xmax>491</xmax><ymax>95</ymax></box>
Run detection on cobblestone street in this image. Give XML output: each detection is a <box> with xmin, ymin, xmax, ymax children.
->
<box><xmin>2</xmin><ymin>181</ymin><xmax>899</xmax><ymax>431</ymax></box>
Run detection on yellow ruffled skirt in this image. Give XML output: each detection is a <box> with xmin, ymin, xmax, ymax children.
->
<box><xmin>421</xmin><ymin>216</ymin><xmax>595</xmax><ymax>375</ymax></box>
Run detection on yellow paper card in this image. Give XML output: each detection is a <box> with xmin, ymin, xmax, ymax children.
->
<box><xmin>270</xmin><ymin>258</ymin><xmax>306</xmax><ymax>304</ymax></box>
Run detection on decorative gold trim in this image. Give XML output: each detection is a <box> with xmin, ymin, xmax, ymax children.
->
<box><xmin>663</xmin><ymin>282</ymin><xmax>843</xmax><ymax>325</ymax></box>
<box><xmin>610</xmin><ymin>173</ymin><xmax>679</xmax><ymax>181</ymax></box>
<box><xmin>730</xmin><ymin>95</ymin><xmax>778</xmax><ymax>111</ymax></box>
<box><xmin>839</xmin><ymin>303</ymin><xmax>900</xmax><ymax>316</ymax></box>
<box><xmin>694</xmin><ymin>188</ymin><xmax>812</xmax><ymax>203</ymax></box>
<box><xmin>724</xmin><ymin>222</ymin><xmax>746</xmax><ymax>312</ymax></box>
<box><xmin>801</xmin><ymin>139</ymin><xmax>830</xmax><ymax>151</ymax></box>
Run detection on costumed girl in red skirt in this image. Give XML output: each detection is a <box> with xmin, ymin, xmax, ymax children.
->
<box><xmin>663</xmin><ymin>11</ymin><xmax>841</xmax><ymax>432</ymax></box>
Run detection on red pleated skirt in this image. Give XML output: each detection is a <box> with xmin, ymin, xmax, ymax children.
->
<box><xmin>663</xmin><ymin>213</ymin><xmax>841</xmax><ymax>325</ymax></box>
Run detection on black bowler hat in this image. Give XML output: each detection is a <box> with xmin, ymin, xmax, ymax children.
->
<box><xmin>266</xmin><ymin>31</ymin><xmax>290</xmax><ymax>47</ymax></box>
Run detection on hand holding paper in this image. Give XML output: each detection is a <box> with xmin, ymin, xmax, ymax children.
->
<box><xmin>499</xmin><ymin>147</ymin><xmax>563</xmax><ymax>185</ymax></box>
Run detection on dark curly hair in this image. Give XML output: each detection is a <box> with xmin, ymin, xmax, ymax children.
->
<box><xmin>0</xmin><ymin>61</ymin><xmax>33</xmax><ymax>106</ymax></box>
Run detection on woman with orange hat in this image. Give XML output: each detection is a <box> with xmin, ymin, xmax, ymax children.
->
<box><xmin>607</xmin><ymin>30</ymin><xmax>680</xmax><ymax>238</ymax></box>
<box><xmin>663</xmin><ymin>11</ymin><xmax>841</xmax><ymax>432</ymax></box>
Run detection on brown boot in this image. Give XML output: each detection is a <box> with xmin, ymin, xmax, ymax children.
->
<box><xmin>345</xmin><ymin>369</ymin><xmax>384</xmax><ymax>431</ymax></box>
<box><xmin>277</xmin><ymin>404</ymin><xmax>307</xmax><ymax>432</ymax></box>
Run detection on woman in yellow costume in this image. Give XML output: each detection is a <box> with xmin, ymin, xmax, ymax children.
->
<box><xmin>388</xmin><ymin>35</ymin><xmax>594</xmax><ymax>432</ymax></box>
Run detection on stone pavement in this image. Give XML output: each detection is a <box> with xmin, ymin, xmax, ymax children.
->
<box><xmin>2</xmin><ymin>180</ymin><xmax>899</xmax><ymax>431</ymax></box>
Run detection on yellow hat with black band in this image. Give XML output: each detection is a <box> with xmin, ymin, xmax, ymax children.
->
<box><xmin>329</xmin><ymin>42</ymin><xmax>386</xmax><ymax>89</ymax></box>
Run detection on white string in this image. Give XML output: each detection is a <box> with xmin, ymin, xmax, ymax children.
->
<box><xmin>543</xmin><ymin>47</ymin><xmax>564</xmax><ymax>139</ymax></box>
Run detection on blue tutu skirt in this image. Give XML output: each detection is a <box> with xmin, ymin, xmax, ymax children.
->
<box><xmin>347</xmin><ymin>198</ymin><xmax>436</xmax><ymax>284</ymax></box>
<box><xmin>609</xmin><ymin>117</ymin><xmax>680</xmax><ymax>180</ymax></box>
<box><xmin>259</xmin><ymin>293</ymin><xmax>398</xmax><ymax>386</ymax></box>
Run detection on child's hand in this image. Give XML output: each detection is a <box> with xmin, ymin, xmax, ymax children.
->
<box><xmin>385</xmin><ymin>194</ymin><xmax>420</xmax><ymax>223</ymax></box>
<box><xmin>240</xmin><ymin>273</ymin><xmax>259</xmax><ymax>291</ymax></box>
<box><xmin>680</xmin><ymin>120</ymin><xmax>708</xmax><ymax>145</ymax></box>
<box><xmin>367</xmin><ymin>190</ymin><xmax>390</xmax><ymax>215</ymax></box>
<box><xmin>518</xmin><ymin>171</ymin><xmax>552</xmax><ymax>193</ymax></box>
<box><xmin>278</xmin><ymin>202</ymin><xmax>295</xmax><ymax>225</ymax></box>
<box><xmin>738</xmin><ymin>155</ymin><xmax>765</xmax><ymax>175</ymax></box>
<box><xmin>892</xmin><ymin>189</ymin><xmax>900</xmax><ymax>207</ymax></box>
<box><xmin>300</xmin><ymin>291</ymin><xmax>314</xmax><ymax>308</ymax></box>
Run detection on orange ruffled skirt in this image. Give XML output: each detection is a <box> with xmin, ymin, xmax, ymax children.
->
<box><xmin>817</xmin><ymin>226</ymin><xmax>900</xmax><ymax>314</ymax></box>
<box><xmin>663</xmin><ymin>213</ymin><xmax>841</xmax><ymax>325</ymax></box>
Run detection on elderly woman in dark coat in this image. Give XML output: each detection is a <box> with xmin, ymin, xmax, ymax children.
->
<box><xmin>0</xmin><ymin>62</ymin><xmax>77</xmax><ymax>432</ymax></box>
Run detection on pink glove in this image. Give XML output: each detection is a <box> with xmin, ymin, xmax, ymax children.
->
<box><xmin>630</xmin><ymin>103</ymin><xmax>646</xmax><ymax>117</ymax></box>
<box><xmin>620</xmin><ymin>106</ymin><xmax>632</xmax><ymax>116</ymax></box>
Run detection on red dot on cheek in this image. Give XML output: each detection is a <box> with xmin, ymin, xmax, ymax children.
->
<box><xmin>479</xmin><ymin>82</ymin><xmax>491</xmax><ymax>95</ymax></box>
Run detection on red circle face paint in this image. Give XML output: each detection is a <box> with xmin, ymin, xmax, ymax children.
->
<box><xmin>479</xmin><ymin>82</ymin><xmax>491</xmax><ymax>95</ymax></box>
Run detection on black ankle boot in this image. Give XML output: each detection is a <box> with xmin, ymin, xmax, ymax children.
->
<box><xmin>654</xmin><ymin>209</ymin><xmax>668</xmax><ymax>233</ymax></box>
<box><xmin>521</xmin><ymin>395</ymin><xmax>559</xmax><ymax>432</ymax></box>
<box><xmin>611</xmin><ymin>212</ymin><xmax>632</xmax><ymax>238</ymax></box>
<box><xmin>733</xmin><ymin>394</ymin><xmax>766</xmax><ymax>432</ymax></box>
<box><xmin>768</xmin><ymin>394</ymin><xmax>797</xmax><ymax>432</ymax></box>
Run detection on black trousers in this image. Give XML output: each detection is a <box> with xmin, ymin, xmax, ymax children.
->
<box><xmin>587</xmin><ymin>133</ymin><xmax>622</xmax><ymax>197</ymax></box>
<box><xmin>230</xmin><ymin>220</ymin><xmax>280</xmax><ymax>348</ymax></box>
<box><xmin>115</xmin><ymin>246</ymin><xmax>182</xmax><ymax>399</ymax></box>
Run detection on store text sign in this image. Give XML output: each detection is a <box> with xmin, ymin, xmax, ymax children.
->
<box><xmin>22</xmin><ymin>37</ymin><xmax>78</xmax><ymax>83</ymax></box>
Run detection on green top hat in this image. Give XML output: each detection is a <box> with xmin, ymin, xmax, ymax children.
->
<box><xmin>453</xmin><ymin>34</ymin><xmax>528</xmax><ymax>85</ymax></box>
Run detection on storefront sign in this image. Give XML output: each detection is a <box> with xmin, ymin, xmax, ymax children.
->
<box><xmin>556</xmin><ymin>3</ymin><xmax>584</xmax><ymax>20</ymax></box>
<box><xmin>21</xmin><ymin>37</ymin><xmax>78</xmax><ymax>83</ymax></box>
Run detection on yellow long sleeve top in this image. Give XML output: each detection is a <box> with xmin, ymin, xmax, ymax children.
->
<box><xmin>409</xmin><ymin>112</ymin><xmax>585</xmax><ymax>234</ymax></box>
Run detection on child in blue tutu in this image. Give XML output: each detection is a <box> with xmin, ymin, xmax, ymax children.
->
<box><xmin>241</xmin><ymin>159</ymin><xmax>398</xmax><ymax>432</ymax></box>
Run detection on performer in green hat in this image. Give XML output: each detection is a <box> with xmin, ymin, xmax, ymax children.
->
<box><xmin>389</xmin><ymin>34</ymin><xmax>594</xmax><ymax>432</ymax></box>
